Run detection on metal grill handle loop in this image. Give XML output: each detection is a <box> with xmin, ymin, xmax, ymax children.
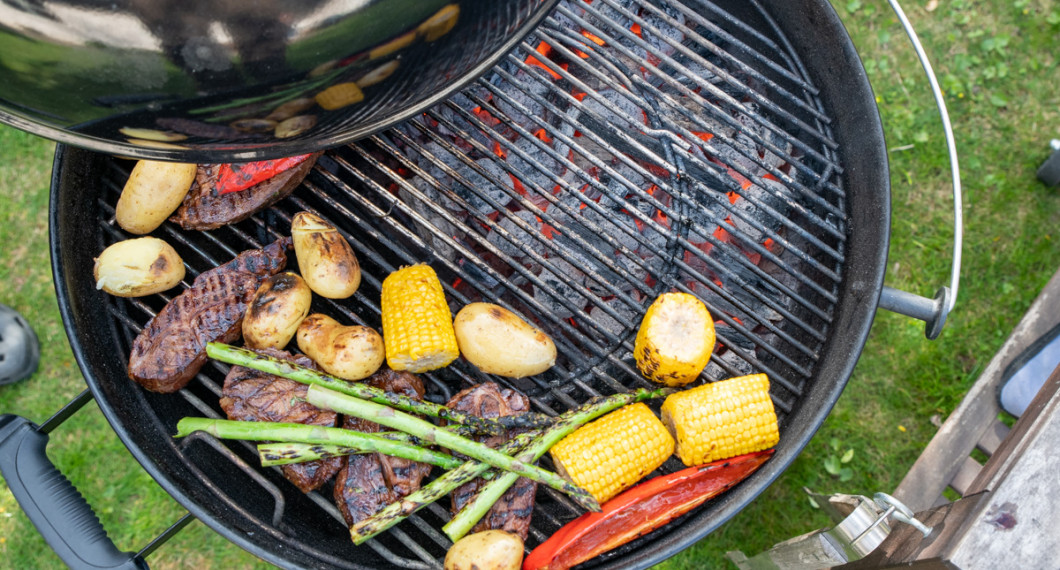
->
<box><xmin>878</xmin><ymin>0</ymin><xmax>963</xmax><ymax>340</ymax></box>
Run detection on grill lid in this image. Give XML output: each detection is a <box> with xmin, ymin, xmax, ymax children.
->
<box><xmin>50</xmin><ymin>0</ymin><xmax>889</xmax><ymax>568</ymax></box>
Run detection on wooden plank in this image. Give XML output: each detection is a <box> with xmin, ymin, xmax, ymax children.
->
<box><xmin>947</xmin><ymin>456</ymin><xmax>982</xmax><ymax>497</ymax></box>
<box><xmin>893</xmin><ymin>267</ymin><xmax>1060</xmax><ymax>512</ymax></box>
<box><xmin>975</xmin><ymin>420</ymin><xmax>1010</xmax><ymax>456</ymax></box>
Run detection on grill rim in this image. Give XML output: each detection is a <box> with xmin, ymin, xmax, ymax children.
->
<box><xmin>45</xmin><ymin>0</ymin><xmax>891</xmax><ymax>566</ymax></box>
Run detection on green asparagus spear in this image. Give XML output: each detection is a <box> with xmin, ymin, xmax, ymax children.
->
<box><xmin>349</xmin><ymin>387</ymin><xmax>671</xmax><ymax>544</ymax></box>
<box><xmin>205</xmin><ymin>343</ymin><xmax>554</xmax><ymax>434</ymax></box>
<box><xmin>258</xmin><ymin>442</ymin><xmax>360</xmax><ymax>466</ymax></box>
<box><xmin>305</xmin><ymin>384</ymin><xmax>599</xmax><ymax>511</ymax></box>
<box><xmin>175</xmin><ymin>418</ymin><xmax>464</xmax><ymax>471</ymax></box>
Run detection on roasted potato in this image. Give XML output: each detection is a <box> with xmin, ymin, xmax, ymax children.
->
<box><xmin>93</xmin><ymin>237</ymin><xmax>185</xmax><ymax>297</ymax></box>
<box><xmin>291</xmin><ymin>212</ymin><xmax>361</xmax><ymax>299</ymax></box>
<box><xmin>296</xmin><ymin>314</ymin><xmax>384</xmax><ymax>380</ymax></box>
<box><xmin>444</xmin><ymin>530</ymin><xmax>523</xmax><ymax>570</ymax></box>
<box><xmin>453</xmin><ymin>303</ymin><xmax>556</xmax><ymax>378</ymax></box>
<box><xmin>115</xmin><ymin>160</ymin><xmax>197</xmax><ymax>234</ymax></box>
<box><xmin>243</xmin><ymin>273</ymin><xmax>312</xmax><ymax>350</ymax></box>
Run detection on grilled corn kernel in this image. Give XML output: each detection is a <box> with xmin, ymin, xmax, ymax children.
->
<box><xmin>315</xmin><ymin>82</ymin><xmax>365</xmax><ymax>111</ymax></box>
<box><xmin>634</xmin><ymin>292</ymin><xmax>716</xmax><ymax>387</ymax></box>
<box><xmin>380</xmin><ymin>264</ymin><xmax>460</xmax><ymax>373</ymax></box>
<box><xmin>660</xmin><ymin>374</ymin><xmax>779</xmax><ymax>466</ymax></box>
<box><xmin>550</xmin><ymin>403</ymin><xmax>675</xmax><ymax>503</ymax></box>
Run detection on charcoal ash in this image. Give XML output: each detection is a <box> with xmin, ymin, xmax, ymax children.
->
<box><xmin>550</xmin><ymin>234</ymin><xmax>624</xmax><ymax>296</ymax></box>
<box><xmin>715</xmin><ymin>323</ymin><xmax>757</xmax><ymax>352</ymax></box>
<box><xmin>575</xmin><ymin>87</ymin><xmax>646</xmax><ymax>133</ymax></box>
<box><xmin>618</xmin><ymin>5</ymin><xmax>686</xmax><ymax>60</ymax></box>
<box><xmin>534</xmin><ymin>258</ymin><xmax>589</xmax><ymax>320</ymax></box>
<box><xmin>585</xmin><ymin>206</ymin><xmax>643</xmax><ymax>252</ymax></box>
<box><xmin>456</xmin><ymin>257</ymin><xmax>502</xmax><ymax>292</ymax></box>
<box><xmin>450</xmin><ymin>158</ymin><xmax>512</xmax><ymax>214</ymax></box>
<box><xmin>609</xmin><ymin>249</ymin><xmax>650</xmax><ymax>291</ymax></box>
<box><xmin>486</xmin><ymin>210</ymin><xmax>543</xmax><ymax>259</ymax></box>
<box><xmin>491</xmin><ymin>75</ymin><xmax>551</xmax><ymax>129</ymax></box>
<box><xmin>587</xmin><ymin>297</ymin><xmax>640</xmax><ymax>340</ymax></box>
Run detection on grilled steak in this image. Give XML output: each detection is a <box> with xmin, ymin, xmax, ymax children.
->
<box><xmin>333</xmin><ymin>369</ymin><xmax>433</xmax><ymax>526</ymax></box>
<box><xmin>170</xmin><ymin>153</ymin><xmax>321</xmax><ymax>230</ymax></box>
<box><xmin>447</xmin><ymin>382</ymin><xmax>537</xmax><ymax>540</ymax></box>
<box><xmin>128</xmin><ymin>237</ymin><xmax>291</xmax><ymax>393</ymax></box>
<box><xmin>219</xmin><ymin>348</ymin><xmax>342</xmax><ymax>493</ymax></box>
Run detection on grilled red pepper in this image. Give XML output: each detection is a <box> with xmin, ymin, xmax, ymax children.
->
<box><xmin>523</xmin><ymin>449</ymin><xmax>774</xmax><ymax>570</ymax></box>
<box><xmin>216</xmin><ymin>154</ymin><xmax>314</xmax><ymax>194</ymax></box>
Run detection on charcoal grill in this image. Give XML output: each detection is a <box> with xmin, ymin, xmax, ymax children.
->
<box><xmin>2</xmin><ymin>0</ymin><xmax>960</xmax><ymax>568</ymax></box>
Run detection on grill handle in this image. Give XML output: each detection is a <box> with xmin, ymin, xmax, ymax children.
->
<box><xmin>0</xmin><ymin>390</ymin><xmax>168</xmax><ymax>569</ymax></box>
<box><xmin>878</xmin><ymin>0</ymin><xmax>963</xmax><ymax>340</ymax></box>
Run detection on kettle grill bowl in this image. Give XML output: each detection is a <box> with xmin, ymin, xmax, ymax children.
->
<box><xmin>49</xmin><ymin>0</ymin><xmax>888</xmax><ymax>567</ymax></box>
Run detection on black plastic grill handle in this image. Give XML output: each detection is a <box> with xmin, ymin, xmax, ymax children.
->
<box><xmin>0</xmin><ymin>414</ymin><xmax>147</xmax><ymax>570</ymax></box>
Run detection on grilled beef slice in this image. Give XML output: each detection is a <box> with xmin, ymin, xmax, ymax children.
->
<box><xmin>128</xmin><ymin>237</ymin><xmax>291</xmax><ymax>393</ymax></box>
<box><xmin>447</xmin><ymin>382</ymin><xmax>537</xmax><ymax>540</ymax></box>
<box><xmin>170</xmin><ymin>153</ymin><xmax>321</xmax><ymax>230</ymax></box>
<box><xmin>219</xmin><ymin>348</ymin><xmax>341</xmax><ymax>493</ymax></box>
<box><xmin>333</xmin><ymin>369</ymin><xmax>433</xmax><ymax>526</ymax></box>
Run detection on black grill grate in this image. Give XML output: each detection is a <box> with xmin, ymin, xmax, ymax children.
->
<box><xmin>89</xmin><ymin>0</ymin><xmax>849</xmax><ymax>567</ymax></box>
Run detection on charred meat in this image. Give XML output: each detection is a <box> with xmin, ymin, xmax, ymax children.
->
<box><xmin>447</xmin><ymin>382</ymin><xmax>537</xmax><ymax>540</ymax></box>
<box><xmin>333</xmin><ymin>369</ymin><xmax>433</xmax><ymax>526</ymax></box>
<box><xmin>219</xmin><ymin>348</ymin><xmax>341</xmax><ymax>493</ymax></box>
<box><xmin>170</xmin><ymin>153</ymin><xmax>321</xmax><ymax>230</ymax></box>
<box><xmin>128</xmin><ymin>237</ymin><xmax>291</xmax><ymax>393</ymax></box>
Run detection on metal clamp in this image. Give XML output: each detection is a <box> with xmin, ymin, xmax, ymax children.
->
<box><xmin>877</xmin><ymin>0</ymin><xmax>963</xmax><ymax>340</ymax></box>
<box><xmin>850</xmin><ymin>492</ymin><xmax>933</xmax><ymax>548</ymax></box>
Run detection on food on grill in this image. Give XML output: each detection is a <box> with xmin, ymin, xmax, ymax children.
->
<box><xmin>242</xmin><ymin>272</ymin><xmax>312</xmax><ymax>350</ymax></box>
<box><xmin>315</xmin><ymin>82</ymin><xmax>365</xmax><ymax>111</ymax></box>
<box><xmin>207</xmin><ymin>343</ymin><xmax>555</xmax><ymax>434</ymax></box>
<box><xmin>447</xmin><ymin>383</ymin><xmax>538</xmax><ymax>540</ymax></box>
<box><xmin>127</xmin><ymin>237</ymin><xmax>291</xmax><ymax>393</ymax></box>
<box><xmin>333</xmin><ymin>369</ymin><xmax>434</xmax><ymax>526</ymax></box>
<box><xmin>453</xmin><ymin>303</ymin><xmax>556</xmax><ymax>378</ymax></box>
<box><xmin>115</xmin><ymin>160</ymin><xmax>197</xmax><ymax>234</ymax></box>
<box><xmin>93</xmin><ymin>237</ymin><xmax>185</xmax><ymax>297</ymax></box>
<box><xmin>634</xmin><ymin>292</ymin><xmax>716</xmax><ymax>387</ymax></box>
<box><xmin>380</xmin><ymin>264</ymin><xmax>460</xmax><ymax>373</ymax></box>
<box><xmin>348</xmin><ymin>388</ymin><xmax>668</xmax><ymax>545</ymax></box>
<box><xmin>219</xmin><ymin>348</ymin><xmax>342</xmax><ymax>493</ymax></box>
<box><xmin>549</xmin><ymin>403</ymin><xmax>674</xmax><ymax>504</ymax></box>
<box><xmin>661</xmin><ymin>373</ymin><xmax>779</xmax><ymax>466</ymax></box>
<box><xmin>522</xmin><ymin>450</ymin><xmax>775</xmax><ymax>570</ymax></box>
<box><xmin>444</xmin><ymin>530</ymin><xmax>524</xmax><ymax>570</ymax></box>
<box><xmin>306</xmin><ymin>383</ymin><xmax>598</xmax><ymax>511</ymax></box>
<box><xmin>296</xmin><ymin>314</ymin><xmax>385</xmax><ymax>381</ymax></box>
<box><xmin>291</xmin><ymin>211</ymin><xmax>361</xmax><ymax>299</ymax></box>
<box><xmin>170</xmin><ymin>153</ymin><xmax>321</xmax><ymax>230</ymax></box>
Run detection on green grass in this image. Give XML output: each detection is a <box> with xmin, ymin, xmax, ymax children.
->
<box><xmin>1</xmin><ymin>0</ymin><xmax>1059</xmax><ymax>568</ymax></box>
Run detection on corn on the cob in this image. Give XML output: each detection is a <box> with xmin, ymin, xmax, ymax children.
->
<box><xmin>380</xmin><ymin>264</ymin><xmax>460</xmax><ymax>373</ymax></box>
<box><xmin>660</xmin><ymin>374</ymin><xmax>779</xmax><ymax>466</ymax></box>
<box><xmin>549</xmin><ymin>402</ymin><xmax>675</xmax><ymax>503</ymax></box>
<box><xmin>315</xmin><ymin>82</ymin><xmax>364</xmax><ymax>110</ymax></box>
<box><xmin>634</xmin><ymin>292</ymin><xmax>716</xmax><ymax>387</ymax></box>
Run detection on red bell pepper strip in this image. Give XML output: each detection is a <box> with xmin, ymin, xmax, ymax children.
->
<box><xmin>523</xmin><ymin>449</ymin><xmax>775</xmax><ymax>570</ymax></box>
<box><xmin>216</xmin><ymin>153</ymin><xmax>313</xmax><ymax>194</ymax></box>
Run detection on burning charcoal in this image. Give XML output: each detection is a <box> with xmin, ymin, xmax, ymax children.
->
<box><xmin>457</xmin><ymin>257</ymin><xmax>502</xmax><ymax>292</ymax></box>
<box><xmin>704</xmin><ymin>349</ymin><xmax>754</xmax><ymax>379</ymax></box>
<box><xmin>452</xmin><ymin>158</ymin><xmax>512</xmax><ymax>214</ymax></box>
<box><xmin>534</xmin><ymin>258</ymin><xmax>588</xmax><ymax>320</ymax></box>
<box><xmin>584</xmin><ymin>206</ymin><xmax>642</xmax><ymax>252</ymax></box>
<box><xmin>506</xmin><ymin>136</ymin><xmax>566</xmax><ymax>195</ymax></box>
<box><xmin>761</xmin><ymin>130</ymin><xmax>794</xmax><ymax>171</ymax></box>
<box><xmin>397</xmin><ymin>184</ymin><xmax>463</xmax><ymax>262</ymax></box>
<box><xmin>587</xmin><ymin>297</ymin><xmax>639</xmax><ymax>339</ymax></box>
<box><xmin>551</xmin><ymin>234</ymin><xmax>623</xmax><ymax>296</ymax></box>
<box><xmin>622</xmin><ymin>5</ymin><xmax>686</xmax><ymax>60</ymax></box>
<box><xmin>487</xmin><ymin>211</ymin><xmax>542</xmax><ymax>259</ymax></box>
<box><xmin>714</xmin><ymin>323</ymin><xmax>757</xmax><ymax>352</ymax></box>
<box><xmin>493</xmin><ymin>76</ymin><xmax>549</xmax><ymax>129</ymax></box>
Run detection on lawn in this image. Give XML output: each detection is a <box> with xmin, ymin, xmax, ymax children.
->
<box><xmin>1</xmin><ymin>0</ymin><xmax>1058</xmax><ymax>568</ymax></box>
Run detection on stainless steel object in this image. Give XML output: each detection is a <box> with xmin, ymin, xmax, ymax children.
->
<box><xmin>0</xmin><ymin>0</ymin><xmax>556</xmax><ymax>162</ymax></box>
